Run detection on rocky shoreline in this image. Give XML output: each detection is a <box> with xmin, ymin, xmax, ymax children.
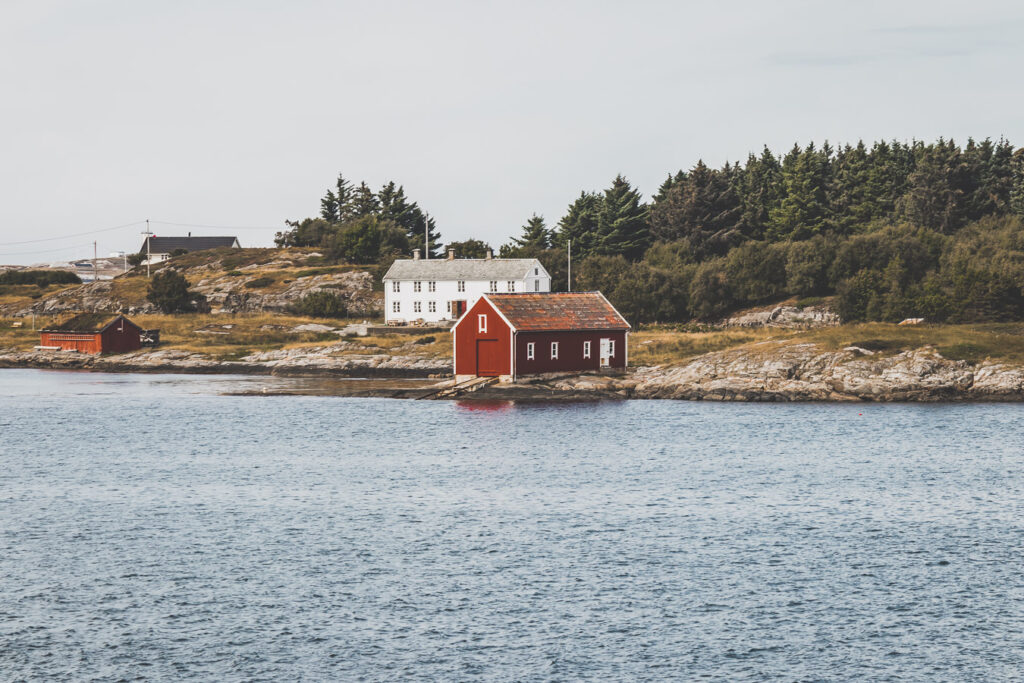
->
<box><xmin>3</xmin><ymin>340</ymin><xmax>1022</xmax><ymax>401</ymax></box>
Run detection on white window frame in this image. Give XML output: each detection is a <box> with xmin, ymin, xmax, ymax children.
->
<box><xmin>428</xmin><ymin>301</ymin><xmax>436</xmax><ymax>313</ymax></box>
<box><xmin>478</xmin><ymin>314</ymin><xmax>487</xmax><ymax>333</ymax></box>
<box><xmin>392</xmin><ymin>281</ymin><xmax>400</xmax><ymax>292</ymax></box>
<box><xmin>609</xmin><ymin>340</ymin><xmax>615</xmax><ymax>357</ymax></box>
<box><xmin>392</xmin><ymin>301</ymin><xmax>400</xmax><ymax>313</ymax></box>
<box><xmin>526</xmin><ymin>342</ymin><xmax>535</xmax><ymax>360</ymax></box>
<box><xmin>489</xmin><ymin>281</ymin><xmax>498</xmax><ymax>292</ymax></box>
<box><xmin>414</xmin><ymin>281</ymin><xmax>421</xmax><ymax>293</ymax></box>
<box><xmin>507</xmin><ymin>281</ymin><xmax>515</xmax><ymax>292</ymax></box>
<box><xmin>413</xmin><ymin>301</ymin><xmax>421</xmax><ymax>313</ymax></box>
<box><xmin>550</xmin><ymin>342</ymin><xmax>559</xmax><ymax>360</ymax></box>
<box><xmin>534</xmin><ymin>280</ymin><xmax>540</xmax><ymax>291</ymax></box>
<box><xmin>457</xmin><ymin>280</ymin><xmax>465</xmax><ymax>292</ymax></box>
<box><xmin>583</xmin><ymin>341</ymin><xmax>591</xmax><ymax>359</ymax></box>
<box><xmin>428</xmin><ymin>281</ymin><xmax>436</xmax><ymax>292</ymax></box>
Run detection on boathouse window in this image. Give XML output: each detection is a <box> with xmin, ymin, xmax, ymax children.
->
<box><xmin>550</xmin><ymin>342</ymin><xmax>559</xmax><ymax>359</ymax></box>
<box><xmin>413</xmin><ymin>302</ymin><xmax>422</xmax><ymax>313</ymax></box>
<box><xmin>414</xmin><ymin>281</ymin><xmax>421</xmax><ymax>292</ymax></box>
<box><xmin>428</xmin><ymin>301</ymin><xmax>436</xmax><ymax>313</ymax></box>
<box><xmin>392</xmin><ymin>281</ymin><xmax>400</xmax><ymax>292</ymax></box>
<box><xmin>428</xmin><ymin>281</ymin><xmax>436</xmax><ymax>292</ymax></box>
<box><xmin>609</xmin><ymin>340</ymin><xmax>615</xmax><ymax>357</ymax></box>
<box><xmin>583</xmin><ymin>341</ymin><xmax>591</xmax><ymax>359</ymax></box>
<box><xmin>527</xmin><ymin>342</ymin><xmax>535</xmax><ymax>360</ymax></box>
<box><xmin>392</xmin><ymin>301</ymin><xmax>400</xmax><ymax>313</ymax></box>
<box><xmin>478</xmin><ymin>314</ymin><xmax>487</xmax><ymax>333</ymax></box>
<box><xmin>489</xmin><ymin>281</ymin><xmax>498</xmax><ymax>292</ymax></box>
<box><xmin>458</xmin><ymin>281</ymin><xmax>465</xmax><ymax>292</ymax></box>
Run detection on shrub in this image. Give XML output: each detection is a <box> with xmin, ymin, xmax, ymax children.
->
<box><xmin>146</xmin><ymin>270</ymin><xmax>208</xmax><ymax>313</ymax></box>
<box><xmin>293</xmin><ymin>291</ymin><xmax>347</xmax><ymax>318</ymax></box>
<box><xmin>225</xmin><ymin>270</ymin><xmax>244</xmax><ymax>276</ymax></box>
<box><xmin>244</xmin><ymin>276</ymin><xmax>275</xmax><ymax>289</ymax></box>
<box><xmin>0</xmin><ymin>269</ymin><xmax>81</xmax><ymax>286</ymax></box>
<box><xmin>413</xmin><ymin>336</ymin><xmax>436</xmax><ymax>345</ymax></box>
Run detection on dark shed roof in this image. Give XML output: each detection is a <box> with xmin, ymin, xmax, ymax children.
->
<box><xmin>485</xmin><ymin>292</ymin><xmax>630</xmax><ymax>331</ymax></box>
<box><xmin>42</xmin><ymin>313</ymin><xmax>141</xmax><ymax>333</ymax></box>
<box><xmin>140</xmin><ymin>236</ymin><xmax>239</xmax><ymax>253</ymax></box>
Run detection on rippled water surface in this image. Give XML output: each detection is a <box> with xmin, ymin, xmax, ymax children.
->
<box><xmin>1</xmin><ymin>369</ymin><xmax>1022</xmax><ymax>681</ymax></box>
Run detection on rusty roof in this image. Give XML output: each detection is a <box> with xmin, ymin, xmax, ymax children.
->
<box><xmin>42</xmin><ymin>313</ymin><xmax>139</xmax><ymax>333</ymax></box>
<box><xmin>485</xmin><ymin>292</ymin><xmax>629</xmax><ymax>331</ymax></box>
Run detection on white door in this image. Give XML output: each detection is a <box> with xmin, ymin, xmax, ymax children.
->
<box><xmin>599</xmin><ymin>338</ymin><xmax>611</xmax><ymax>367</ymax></box>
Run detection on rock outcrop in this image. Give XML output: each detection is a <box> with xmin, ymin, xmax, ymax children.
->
<box><xmin>194</xmin><ymin>271</ymin><xmax>379</xmax><ymax>316</ymax></box>
<box><xmin>722</xmin><ymin>304</ymin><xmax>839</xmax><ymax>328</ymax></box>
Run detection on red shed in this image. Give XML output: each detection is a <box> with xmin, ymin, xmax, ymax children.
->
<box><xmin>39</xmin><ymin>313</ymin><xmax>144</xmax><ymax>354</ymax></box>
<box><xmin>452</xmin><ymin>292</ymin><xmax>630</xmax><ymax>381</ymax></box>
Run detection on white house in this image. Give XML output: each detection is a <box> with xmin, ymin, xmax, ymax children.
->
<box><xmin>382</xmin><ymin>249</ymin><xmax>551</xmax><ymax>324</ymax></box>
<box><xmin>138</xmin><ymin>235</ymin><xmax>241</xmax><ymax>265</ymax></box>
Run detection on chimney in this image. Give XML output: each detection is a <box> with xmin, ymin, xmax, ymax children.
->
<box><xmin>412</xmin><ymin>249</ymin><xmax>421</xmax><ymax>260</ymax></box>
<box><xmin>447</xmin><ymin>249</ymin><xmax>455</xmax><ymax>260</ymax></box>
<box><xmin>485</xmin><ymin>249</ymin><xmax>493</xmax><ymax>260</ymax></box>
<box><xmin>188</xmin><ymin>232</ymin><xmax>191</xmax><ymax>237</ymax></box>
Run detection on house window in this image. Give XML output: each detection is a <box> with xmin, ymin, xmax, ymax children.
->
<box><xmin>534</xmin><ymin>268</ymin><xmax>539</xmax><ymax>275</ymax></box>
<box><xmin>413</xmin><ymin>302</ymin><xmax>421</xmax><ymax>313</ymax></box>
<box><xmin>414</xmin><ymin>281</ymin><xmax>421</xmax><ymax>292</ymax></box>
<box><xmin>428</xmin><ymin>281</ymin><xmax>436</xmax><ymax>292</ymax></box>
<box><xmin>392</xmin><ymin>301</ymin><xmax>400</xmax><ymax>313</ymax></box>
<box><xmin>551</xmin><ymin>342</ymin><xmax>559</xmax><ymax>359</ymax></box>
<box><xmin>534</xmin><ymin>280</ymin><xmax>539</xmax><ymax>291</ymax></box>
<box><xmin>458</xmin><ymin>281</ymin><xmax>465</xmax><ymax>292</ymax></box>
<box><xmin>489</xmin><ymin>281</ymin><xmax>497</xmax><ymax>292</ymax></box>
<box><xmin>428</xmin><ymin>301</ymin><xmax>436</xmax><ymax>313</ymax></box>
<box><xmin>609</xmin><ymin>340</ymin><xmax>616</xmax><ymax>357</ymax></box>
<box><xmin>583</xmin><ymin>341</ymin><xmax>591</xmax><ymax>359</ymax></box>
<box><xmin>507</xmin><ymin>281</ymin><xmax>515</xmax><ymax>292</ymax></box>
<box><xmin>478</xmin><ymin>314</ymin><xmax>487</xmax><ymax>333</ymax></box>
<box><xmin>392</xmin><ymin>281</ymin><xmax>400</xmax><ymax>292</ymax></box>
<box><xmin>527</xmin><ymin>342</ymin><xmax>535</xmax><ymax>360</ymax></box>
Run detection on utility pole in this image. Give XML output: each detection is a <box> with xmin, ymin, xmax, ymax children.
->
<box><xmin>142</xmin><ymin>219</ymin><xmax>153</xmax><ymax>278</ymax></box>
<box><xmin>567</xmin><ymin>239</ymin><xmax>572</xmax><ymax>292</ymax></box>
<box><xmin>424</xmin><ymin>213</ymin><xmax>430</xmax><ymax>260</ymax></box>
<box><xmin>93</xmin><ymin>241</ymin><xmax>98</xmax><ymax>284</ymax></box>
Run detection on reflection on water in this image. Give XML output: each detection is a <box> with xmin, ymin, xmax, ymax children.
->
<box><xmin>1</xmin><ymin>369</ymin><xmax>1022</xmax><ymax>681</ymax></box>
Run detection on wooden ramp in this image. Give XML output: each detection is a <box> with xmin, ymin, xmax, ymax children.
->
<box><xmin>416</xmin><ymin>376</ymin><xmax>498</xmax><ymax>400</ymax></box>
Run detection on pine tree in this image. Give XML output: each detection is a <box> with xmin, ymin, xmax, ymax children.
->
<box><xmin>552</xmin><ymin>191</ymin><xmax>602</xmax><ymax>257</ymax></box>
<box><xmin>898</xmin><ymin>139</ymin><xmax>968</xmax><ymax>233</ymax></box>
<box><xmin>768</xmin><ymin>143</ymin><xmax>831</xmax><ymax>240</ymax></box>
<box><xmin>653</xmin><ymin>170</ymin><xmax>686</xmax><ymax>203</ymax></box>
<box><xmin>595</xmin><ymin>175</ymin><xmax>651</xmax><ymax>260</ymax></box>
<box><xmin>736</xmin><ymin>148</ymin><xmax>782</xmax><ymax>240</ymax></box>
<box><xmin>1012</xmin><ymin>147</ymin><xmax>1024</xmax><ymax>217</ymax></box>
<box><xmin>650</xmin><ymin>161</ymin><xmax>742</xmax><ymax>255</ymax></box>
<box><xmin>351</xmin><ymin>182</ymin><xmax>380</xmax><ymax>218</ymax></box>
<box><xmin>320</xmin><ymin>189</ymin><xmax>339</xmax><ymax>222</ymax></box>
<box><xmin>512</xmin><ymin>214</ymin><xmax>551</xmax><ymax>249</ymax></box>
<box><xmin>334</xmin><ymin>175</ymin><xmax>355</xmax><ymax>222</ymax></box>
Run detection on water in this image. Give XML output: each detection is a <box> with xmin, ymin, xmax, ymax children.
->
<box><xmin>1</xmin><ymin>369</ymin><xmax>1022</xmax><ymax>682</ymax></box>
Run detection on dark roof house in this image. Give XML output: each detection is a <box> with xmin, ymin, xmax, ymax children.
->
<box><xmin>140</xmin><ymin>235</ymin><xmax>240</xmax><ymax>262</ymax></box>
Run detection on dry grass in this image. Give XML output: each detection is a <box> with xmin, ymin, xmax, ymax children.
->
<box><xmin>629</xmin><ymin>328</ymin><xmax>789</xmax><ymax>366</ymax></box>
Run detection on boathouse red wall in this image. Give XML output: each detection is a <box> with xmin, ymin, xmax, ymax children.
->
<box><xmin>40</xmin><ymin>316</ymin><xmax>143</xmax><ymax>354</ymax></box>
<box><xmin>453</xmin><ymin>297</ymin><xmax>512</xmax><ymax>376</ymax></box>
<box><xmin>514</xmin><ymin>330</ymin><xmax>627</xmax><ymax>375</ymax></box>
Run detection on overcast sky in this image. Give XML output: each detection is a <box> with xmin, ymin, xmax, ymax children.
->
<box><xmin>2</xmin><ymin>0</ymin><xmax>1022</xmax><ymax>264</ymax></box>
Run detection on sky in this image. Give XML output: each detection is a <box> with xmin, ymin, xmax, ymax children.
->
<box><xmin>2</xmin><ymin>0</ymin><xmax>1023</xmax><ymax>264</ymax></box>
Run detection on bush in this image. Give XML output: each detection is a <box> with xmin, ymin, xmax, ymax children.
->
<box><xmin>413</xmin><ymin>336</ymin><xmax>436</xmax><ymax>345</ymax></box>
<box><xmin>225</xmin><ymin>270</ymin><xmax>244</xmax><ymax>276</ymax></box>
<box><xmin>244</xmin><ymin>276</ymin><xmax>275</xmax><ymax>289</ymax></box>
<box><xmin>0</xmin><ymin>269</ymin><xmax>81</xmax><ymax>286</ymax></box>
<box><xmin>293</xmin><ymin>291</ymin><xmax>347</xmax><ymax>318</ymax></box>
<box><xmin>146</xmin><ymin>270</ymin><xmax>208</xmax><ymax>313</ymax></box>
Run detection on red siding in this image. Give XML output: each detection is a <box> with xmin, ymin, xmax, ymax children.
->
<box><xmin>39</xmin><ymin>317</ymin><xmax>142</xmax><ymax>354</ymax></box>
<box><xmin>453</xmin><ymin>298</ymin><xmax>512</xmax><ymax>376</ymax></box>
<box><xmin>515</xmin><ymin>330</ymin><xmax>627</xmax><ymax>375</ymax></box>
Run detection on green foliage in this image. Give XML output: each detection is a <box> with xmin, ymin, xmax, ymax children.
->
<box><xmin>326</xmin><ymin>215</ymin><xmax>410</xmax><ymax>264</ymax></box>
<box><xmin>293</xmin><ymin>291</ymin><xmax>347</xmax><ymax>318</ymax></box>
<box><xmin>244</xmin><ymin>276</ymin><xmax>275</xmax><ymax>289</ymax></box>
<box><xmin>127</xmin><ymin>252</ymin><xmax>146</xmax><ymax>268</ymax></box>
<box><xmin>510</xmin><ymin>214</ymin><xmax>551</xmax><ymax>250</ymax></box>
<box><xmin>0</xmin><ymin>269</ymin><xmax>81</xmax><ymax>286</ymax></box>
<box><xmin>225</xmin><ymin>270</ymin><xmax>244</xmax><ymax>276</ymax></box>
<box><xmin>146</xmin><ymin>270</ymin><xmax>207</xmax><ymax>313</ymax></box>
<box><xmin>445</xmin><ymin>239</ymin><xmax>492</xmax><ymax>259</ymax></box>
<box><xmin>413</xmin><ymin>335</ymin><xmax>436</xmax><ymax>345</ymax></box>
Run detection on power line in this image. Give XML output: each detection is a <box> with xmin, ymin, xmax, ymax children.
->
<box><xmin>0</xmin><ymin>242</ymin><xmax>96</xmax><ymax>257</ymax></box>
<box><xmin>0</xmin><ymin>220</ymin><xmax>145</xmax><ymax>246</ymax></box>
<box><xmin>149</xmin><ymin>220</ymin><xmax>283</xmax><ymax>232</ymax></box>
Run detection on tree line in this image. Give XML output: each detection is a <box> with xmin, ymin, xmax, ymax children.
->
<box><xmin>279</xmin><ymin>138</ymin><xmax>1024</xmax><ymax>323</ymax></box>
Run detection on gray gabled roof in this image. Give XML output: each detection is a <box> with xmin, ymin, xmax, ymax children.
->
<box><xmin>140</xmin><ymin>236</ymin><xmax>240</xmax><ymax>253</ymax></box>
<box><xmin>383</xmin><ymin>258</ymin><xmax>545</xmax><ymax>281</ymax></box>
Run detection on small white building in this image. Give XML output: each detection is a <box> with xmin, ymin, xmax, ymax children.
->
<box><xmin>382</xmin><ymin>249</ymin><xmax>551</xmax><ymax>324</ymax></box>
<box><xmin>139</xmin><ymin>235</ymin><xmax>241</xmax><ymax>265</ymax></box>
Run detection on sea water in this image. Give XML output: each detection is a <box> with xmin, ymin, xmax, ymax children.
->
<box><xmin>1</xmin><ymin>369</ymin><xmax>1022</xmax><ymax>681</ymax></box>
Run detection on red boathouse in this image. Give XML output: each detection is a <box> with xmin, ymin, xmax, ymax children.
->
<box><xmin>39</xmin><ymin>313</ymin><xmax>144</xmax><ymax>354</ymax></box>
<box><xmin>452</xmin><ymin>292</ymin><xmax>630</xmax><ymax>381</ymax></box>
